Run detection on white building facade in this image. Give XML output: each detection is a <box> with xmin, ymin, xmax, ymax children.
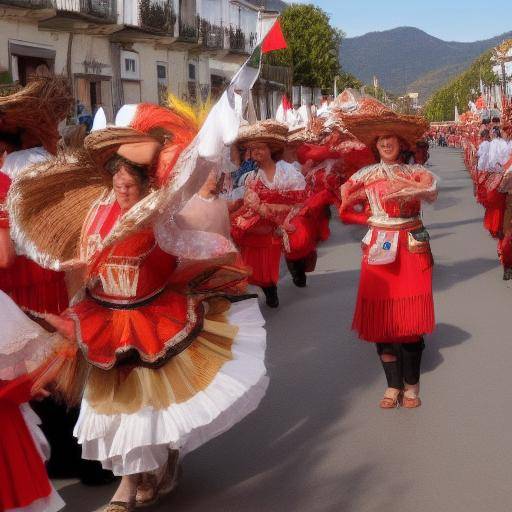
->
<box><xmin>0</xmin><ymin>0</ymin><xmax>283</xmax><ymax>120</ymax></box>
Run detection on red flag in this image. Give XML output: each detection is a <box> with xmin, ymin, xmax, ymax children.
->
<box><xmin>262</xmin><ymin>19</ymin><xmax>287</xmax><ymax>54</ymax></box>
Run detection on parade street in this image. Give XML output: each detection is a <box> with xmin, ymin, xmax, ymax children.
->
<box><xmin>53</xmin><ymin>146</ymin><xmax>512</xmax><ymax>512</ymax></box>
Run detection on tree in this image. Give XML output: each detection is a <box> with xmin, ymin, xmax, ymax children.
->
<box><xmin>335</xmin><ymin>70</ymin><xmax>363</xmax><ymax>92</ymax></box>
<box><xmin>267</xmin><ymin>4</ymin><xmax>343</xmax><ymax>93</ymax></box>
<box><xmin>423</xmin><ymin>51</ymin><xmax>499</xmax><ymax>122</ymax></box>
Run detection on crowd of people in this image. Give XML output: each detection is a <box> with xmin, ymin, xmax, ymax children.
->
<box><xmin>454</xmin><ymin>108</ymin><xmax>512</xmax><ymax>278</ymax></box>
<box><xmin>0</xmin><ymin>77</ymin><xmax>438</xmax><ymax>512</ymax></box>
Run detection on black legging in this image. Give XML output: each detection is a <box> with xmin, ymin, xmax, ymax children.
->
<box><xmin>376</xmin><ymin>339</ymin><xmax>425</xmax><ymax>389</ymax></box>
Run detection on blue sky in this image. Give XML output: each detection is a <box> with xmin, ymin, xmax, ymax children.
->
<box><xmin>286</xmin><ymin>1</ymin><xmax>511</xmax><ymax>42</ymax></box>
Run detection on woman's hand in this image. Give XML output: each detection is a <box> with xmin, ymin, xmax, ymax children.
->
<box><xmin>244</xmin><ymin>189</ymin><xmax>260</xmax><ymax>210</ymax></box>
<box><xmin>43</xmin><ymin>314</ymin><xmax>76</xmax><ymax>342</ymax></box>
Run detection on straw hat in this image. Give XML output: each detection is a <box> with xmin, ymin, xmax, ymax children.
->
<box><xmin>340</xmin><ymin>97</ymin><xmax>429</xmax><ymax>150</ymax></box>
<box><xmin>0</xmin><ymin>76</ymin><xmax>73</xmax><ymax>154</ymax></box>
<box><xmin>236</xmin><ymin>120</ymin><xmax>288</xmax><ymax>151</ymax></box>
<box><xmin>9</xmin><ymin>102</ymin><xmax>200</xmax><ymax>269</ymax></box>
<box><xmin>84</xmin><ymin>127</ymin><xmax>162</xmax><ymax>172</ymax></box>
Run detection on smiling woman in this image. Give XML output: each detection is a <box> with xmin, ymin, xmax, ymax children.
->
<box><xmin>339</xmin><ymin>96</ymin><xmax>436</xmax><ymax>410</ymax></box>
<box><xmin>107</xmin><ymin>157</ymin><xmax>150</xmax><ymax>212</ymax></box>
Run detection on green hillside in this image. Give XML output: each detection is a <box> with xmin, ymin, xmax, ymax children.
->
<box><xmin>423</xmin><ymin>51</ymin><xmax>499</xmax><ymax>122</ymax></box>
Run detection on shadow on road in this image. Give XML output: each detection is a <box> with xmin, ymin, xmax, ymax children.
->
<box><xmin>433</xmin><ymin>258</ymin><xmax>498</xmax><ymax>291</ymax></box>
<box><xmin>423</xmin><ymin>323</ymin><xmax>471</xmax><ymax>374</ymax></box>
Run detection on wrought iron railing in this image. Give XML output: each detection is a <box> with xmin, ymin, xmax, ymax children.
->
<box><xmin>0</xmin><ymin>0</ymin><xmax>52</xmax><ymax>8</ymax></box>
<box><xmin>49</xmin><ymin>0</ymin><xmax>116</xmax><ymax>21</ymax></box>
<box><xmin>79</xmin><ymin>0</ymin><xmax>116</xmax><ymax>20</ymax></box>
<box><xmin>179</xmin><ymin>19</ymin><xmax>199</xmax><ymax>42</ymax></box>
<box><xmin>139</xmin><ymin>0</ymin><xmax>176</xmax><ymax>34</ymax></box>
<box><xmin>228</xmin><ymin>26</ymin><xmax>245</xmax><ymax>52</ymax></box>
<box><xmin>199</xmin><ymin>18</ymin><xmax>224</xmax><ymax>50</ymax></box>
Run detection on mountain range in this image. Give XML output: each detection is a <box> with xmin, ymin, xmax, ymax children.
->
<box><xmin>340</xmin><ymin>27</ymin><xmax>512</xmax><ymax>102</ymax></box>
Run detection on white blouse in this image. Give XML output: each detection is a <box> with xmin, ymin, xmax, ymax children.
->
<box><xmin>247</xmin><ymin>160</ymin><xmax>306</xmax><ymax>191</ymax></box>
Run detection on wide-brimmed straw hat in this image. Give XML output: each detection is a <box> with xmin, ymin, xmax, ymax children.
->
<box><xmin>236</xmin><ymin>120</ymin><xmax>288</xmax><ymax>151</ymax></box>
<box><xmin>339</xmin><ymin>97</ymin><xmax>429</xmax><ymax>150</ymax></box>
<box><xmin>84</xmin><ymin>127</ymin><xmax>162</xmax><ymax>171</ymax></box>
<box><xmin>0</xmin><ymin>76</ymin><xmax>73</xmax><ymax>154</ymax></box>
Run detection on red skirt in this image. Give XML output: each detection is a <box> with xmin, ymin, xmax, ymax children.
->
<box><xmin>238</xmin><ymin>231</ymin><xmax>282</xmax><ymax>287</ymax></box>
<box><xmin>286</xmin><ymin>214</ymin><xmax>318</xmax><ymax>262</ymax></box>
<box><xmin>0</xmin><ymin>256</ymin><xmax>68</xmax><ymax>315</ymax></box>
<box><xmin>67</xmin><ymin>289</ymin><xmax>203</xmax><ymax>369</ymax></box>
<box><xmin>0</xmin><ymin>378</ymin><xmax>53</xmax><ymax>512</ymax></box>
<box><xmin>483</xmin><ymin>189</ymin><xmax>506</xmax><ymax>238</ymax></box>
<box><xmin>352</xmin><ymin>227</ymin><xmax>435</xmax><ymax>343</ymax></box>
<box><xmin>305</xmin><ymin>189</ymin><xmax>334</xmax><ymax>242</ymax></box>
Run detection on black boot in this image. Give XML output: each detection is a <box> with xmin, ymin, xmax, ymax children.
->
<box><xmin>286</xmin><ymin>259</ymin><xmax>307</xmax><ymax>288</ymax></box>
<box><xmin>503</xmin><ymin>268</ymin><xmax>512</xmax><ymax>280</ymax></box>
<box><xmin>262</xmin><ymin>285</ymin><xmax>279</xmax><ymax>308</ymax></box>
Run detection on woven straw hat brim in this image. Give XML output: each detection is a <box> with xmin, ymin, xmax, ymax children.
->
<box><xmin>0</xmin><ymin>76</ymin><xmax>73</xmax><ymax>153</ymax></box>
<box><xmin>236</xmin><ymin>134</ymin><xmax>287</xmax><ymax>150</ymax></box>
<box><xmin>84</xmin><ymin>127</ymin><xmax>162</xmax><ymax>168</ymax></box>
<box><xmin>8</xmin><ymin>150</ymin><xmax>108</xmax><ymax>268</ymax></box>
<box><xmin>341</xmin><ymin>113</ymin><xmax>430</xmax><ymax>150</ymax></box>
<box><xmin>235</xmin><ymin>120</ymin><xmax>288</xmax><ymax>149</ymax></box>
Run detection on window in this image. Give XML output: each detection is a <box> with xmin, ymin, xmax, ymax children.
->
<box><xmin>121</xmin><ymin>50</ymin><xmax>140</xmax><ymax>80</ymax></box>
<box><xmin>157</xmin><ymin>64</ymin><xmax>167</xmax><ymax>79</ymax></box>
<box><xmin>125</xmin><ymin>58</ymin><xmax>136</xmax><ymax>73</ymax></box>
<box><xmin>188</xmin><ymin>63</ymin><xmax>196</xmax><ymax>81</ymax></box>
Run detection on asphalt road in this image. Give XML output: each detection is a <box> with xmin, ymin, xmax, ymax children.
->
<box><xmin>58</xmin><ymin>147</ymin><xmax>512</xmax><ymax>512</ymax></box>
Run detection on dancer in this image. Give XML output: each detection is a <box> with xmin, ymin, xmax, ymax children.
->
<box><xmin>230</xmin><ymin>121</ymin><xmax>317</xmax><ymax>307</ymax></box>
<box><xmin>9</xmin><ymin>102</ymin><xmax>268</xmax><ymax>511</ymax></box>
<box><xmin>0</xmin><ymin>290</ymin><xmax>64</xmax><ymax>512</ymax></box>
<box><xmin>0</xmin><ymin>75</ymin><xmax>113</xmax><ymax>485</ymax></box>
<box><xmin>340</xmin><ymin>98</ymin><xmax>436</xmax><ymax>409</ymax></box>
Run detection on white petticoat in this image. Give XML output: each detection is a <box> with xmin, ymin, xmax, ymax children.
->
<box><xmin>0</xmin><ymin>290</ymin><xmax>57</xmax><ymax>381</ymax></box>
<box><xmin>74</xmin><ymin>298</ymin><xmax>268</xmax><ymax>475</ymax></box>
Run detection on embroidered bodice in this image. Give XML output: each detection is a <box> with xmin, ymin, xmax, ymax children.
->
<box><xmin>82</xmin><ymin>196</ymin><xmax>176</xmax><ymax>303</ymax></box>
<box><xmin>342</xmin><ymin>162</ymin><xmax>437</xmax><ymax>226</ymax></box>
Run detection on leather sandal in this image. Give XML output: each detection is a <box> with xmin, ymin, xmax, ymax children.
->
<box><xmin>402</xmin><ymin>394</ymin><xmax>422</xmax><ymax>408</ymax></box>
<box><xmin>379</xmin><ymin>392</ymin><xmax>401</xmax><ymax>409</ymax></box>
<box><xmin>135</xmin><ymin>451</ymin><xmax>180</xmax><ymax>508</ymax></box>
<box><xmin>104</xmin><ymin>501</ymin><xmax>135</xmax><ymax>512</ymax></box>
<box><xmin>135</xmin><ymin>474</ymin><xmax>158</xmax><ymax>508</ymax></box>
<box><xmin>156</xmin><ymin>450</ymin><xmax>181</xmax><ymax>499</ymax></box>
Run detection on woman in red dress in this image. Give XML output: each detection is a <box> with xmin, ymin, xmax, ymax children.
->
<box><xmin>10</xmin><ymin>103</ymin><xmax>269</xmax><ymax>511</ymax></box>
<box><xmin>0</xmin><ymin>289</ymin><xmax>65</xmax><ymax>512</ymax></box>
<box><xmin>340</xmin><ymin>99</ymin><xmax>436</xmax><ymax>409</ymax></box>
<box><xmin>231</xmin><ymin>121</ymin><xmax>317</xmax><ymax>307</ymax></box>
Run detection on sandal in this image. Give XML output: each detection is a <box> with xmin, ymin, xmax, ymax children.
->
<box><xmin>135</xmin><ymin>451</ymin><xmax>180</xmax><ymax>508</ymax></box>
<box><xmin>157</xmin><ymin>450</ymin><xmax>181</xmax><ymax>499</ymax></box>
<box><xmin>135</xmin><ymin>474</ymin><xmax>158</xmax><ymax>508</ymax></box>
<box><xmin>402</xmin><ymin>394</ymin><xmax>422</xmax><ymax>408</ymax></box>
<box><xmin>104</xmin><ymin>501</ymin><xmax>135</xmax><ymax>512</ymax></box>
<box><xmin>379</xmin><ymin>391</ymin><xmax>402</xmax><ymax>409</ymax></box>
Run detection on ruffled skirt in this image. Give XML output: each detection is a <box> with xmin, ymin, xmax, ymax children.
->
<box><xmin>74</xmin><ymin>298</ymin><xmax>268</xmax><ymax>475</ymax></box>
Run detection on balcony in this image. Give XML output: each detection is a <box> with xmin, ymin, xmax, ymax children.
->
<box><xmin>228</xmin><ymin>26</ymin><xmax>257</xmax><ymax>54</ymax></box>
<box><xmin>139</xmin><ymin>0</ymin><xmax>176</xmax><ymax>35</ymax></box>
<box><xmin>0</xmin><ymin>0</ymin><xmax>53</xmax><ymax>21</ymax></box>
<box><xmin>52</xmin><ymin>0</ymin><xmax>117</xmax><ymax>22</ymax></box>
<box><xmin>199</xmin><ymin>18</ymin><xmax>224</xmax><ymax>50</ymax></box>
<box><xmin>177</xmin><ymin>0</ymin><xmax>198</xmax><ymax>42</ymax></box>
<box><xmin>0</xmin><ymin>0</ymin><xmax>52</xmax><ymax>8</ymax></box>
<box><xmin>32</xmin><ymin>0</ymin><xmax>118</xmax><ymax>32</ymax></box>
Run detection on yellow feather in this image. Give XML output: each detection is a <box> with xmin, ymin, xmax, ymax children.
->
<box><xmin>166</xmin><ymin>92</ymin><xmax>213</xmax><ymax>129</ymax></box>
